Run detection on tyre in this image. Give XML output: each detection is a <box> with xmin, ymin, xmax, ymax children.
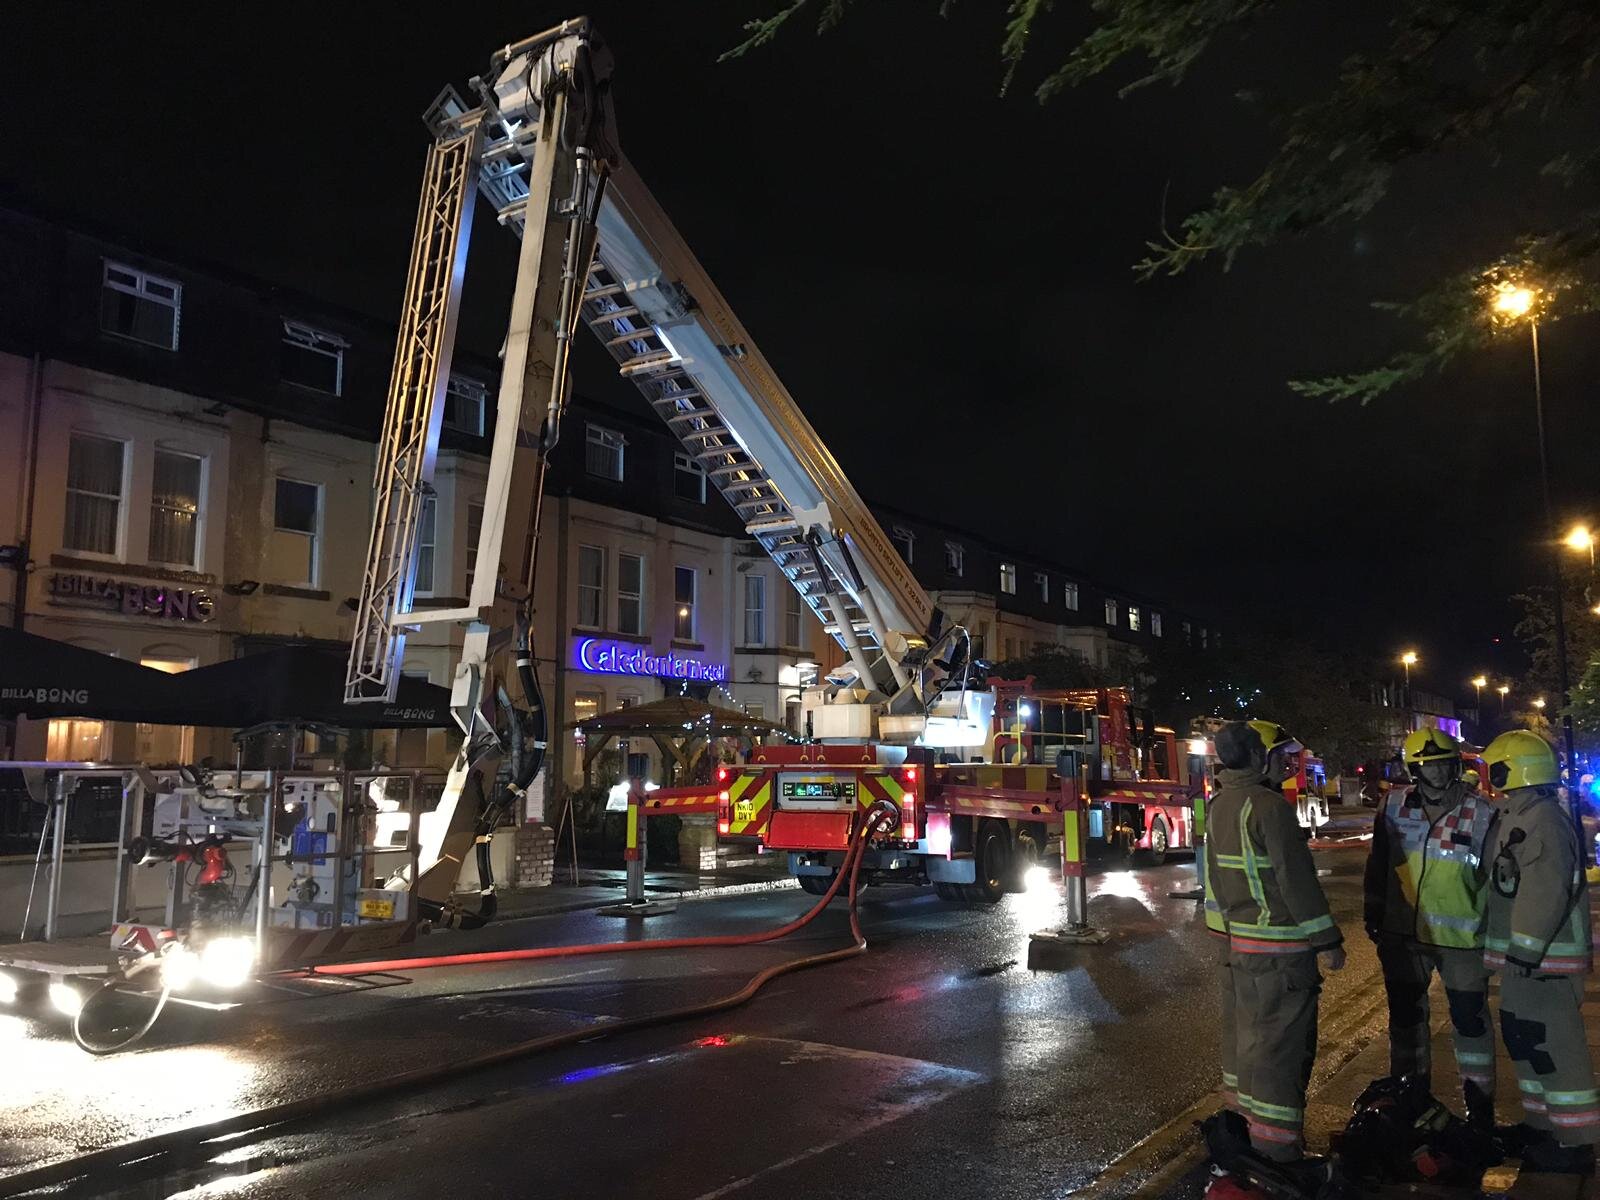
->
<box><xmin>970</xmin><ymin>823</ymin><xmax>1008</xmax><ymax>904</ymax></box>
<box><xmin>1137</xmin><ymin>817</ymin><xmax>1170</xmax><ymax>867</ymax></box>
<box><xmin>798</xmin><ymin>873</ymin><xmax>834</xmax><ymax>897</ymax></box>
<box><xmin>934</xmin><ymin>881</ymin><xmax>963</xmax><ymax>902</ymax></box>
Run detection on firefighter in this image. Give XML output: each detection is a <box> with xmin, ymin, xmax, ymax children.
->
<box><xmin>1482</xmin><ymin>730</ymin><xmax>1598</xmax><ymax>1173</ymax></box>
<box><xmin>1206</xmin><ymin>719</ymin><xmax>1345</xmax><ymax>1171</ymax></box>
<box><xmin>1363</xmin><ymin>727</ymin><xmax>1497</xmax><ymax>1129</ymax></box>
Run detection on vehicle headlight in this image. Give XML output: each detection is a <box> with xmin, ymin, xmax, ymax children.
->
<box><xmin>0</xmin><ymin>971</ymin><xmax>16</xmax><ymax>1005</ymax></box>
<box><xmin>161</xmin><ymin>944</ymin><xmax>200</xmax><ymax>992</ymax></box>
<box><xmin>199</xmin><ymin>937</ymin><xmax>255</xmax><ymax>989</ymax></box>
<box><xmin>49</xmin><ymin>981</ymin><xmax>83</xmax><ymax>1017</ymax></box>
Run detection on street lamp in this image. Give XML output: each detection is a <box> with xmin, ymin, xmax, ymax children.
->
<box><xmin>1565</xmin><ymin>525</ymin><xmax>1595</xmax><ymax>571</ymax></box>
<box><xmin>1498</xmin><ymin>684</ymin><xmax>1511</xmax><ymax>713</ymax></box>
<box><xmin>1534</xmin><ymin>697</ymin><xmax>1548</xmax><ymax>710</ymax></box>
<box><xmin>1400</xmin><ymin>651</ymin><xmax>1418</xmax><ymax>707</ymax></box>
<box><xmin>1488</xmin><ymin>279</ymin><xmax>1578</xmax><ymax>785</ymax></box>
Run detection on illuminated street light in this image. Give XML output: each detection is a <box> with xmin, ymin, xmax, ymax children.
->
<box><xmin>1400</xmin><ymin>651</ymin><xmax>1418</xmax><ymax>706</ymax></box>
<box><xmin>1471</xmin><ymin>674</ymin><xmax>1487</xmax><ymax>718</ymax></box>
<box><xmin>1566</xmin><ymin>525</ymin><xmax>1596</xmax><ymax>572</ymax></box>
<box><xmin>1498</xmin><ymin>684</ymin><xmax>1511</xmax><ymax>714</ymax></box>
<box><xmin>1492</xmin><ymin>282</ymin><xmax>1535</xmax><ymax>319</ymax></box>
<box><xmin>1534</xmin><ymin>697</ymin><xmax>1548</xmax><ymax>710</ymax></box>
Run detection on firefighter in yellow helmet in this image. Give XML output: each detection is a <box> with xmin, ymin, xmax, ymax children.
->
<box><xmin>1482</xmin><ymin>730</ymin><xmax>1598</xmax><ymax>1174</ymax></box>
<box><xmin>1363</xmin><ymin>726</ymin><xmax>1498</xmax><ymax>1129</ymax></box>
<box><xmin>1204</xmin><ymin>719</ymin><xmax>1343</xmax><ymax>1178</ymax></box>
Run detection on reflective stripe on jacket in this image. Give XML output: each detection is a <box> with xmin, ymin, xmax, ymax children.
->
<box><xmin>1364</xmin><ymin>783</ymin><xmax>1494</xmax><ymax>949</ymax></box>
<box><xmin>1204</xmin><ymin>767</ymin><xmax>1342</xmax><ymax>955</ymax></box>
<box><xmin>1484</xmin><ymin>787</ymin><xmax>1593</xmax><ymax>976</ymax></box>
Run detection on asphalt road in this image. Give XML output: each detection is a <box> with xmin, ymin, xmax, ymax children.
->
<box><xmin>0</xmin><ymin>843</ymin><xmax>1385</xmax><ymax>1200</ymax></box>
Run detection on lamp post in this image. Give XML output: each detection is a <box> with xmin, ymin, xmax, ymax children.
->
<box><xmin>1400</xmin><ymin>651</ymin><xmax>1418</xmax><ymax>709</ymax></box>
<box><xmin>1498</xmin><ymin>684</ymin><xmax>1511</xmax><ymax>714</ymax></box>
<box><xmin>1491</xmin><ymin>281</ymin><xmax>1578</xmax><ymax>784</ymax></box>
<box><xmin>1471</xmin><ymin>675</ymin><xmax>1488</xmax><ymax>736</ymax></box>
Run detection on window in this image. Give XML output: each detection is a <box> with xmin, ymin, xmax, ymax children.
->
<box><xmin>271</xmin><ymin>477</ymin><xmax>321</xmax><ymax>586</ymax></box>
<box><xmin>1182</xmin><ymin>619</ymin><xmax>1193</xmax><ymax>645</ymax></box>
<box><xmin>577</xmin><ymin>545</ymin><xmax>605</xmax><ymax>629</ymax></box>
<box><xmin>137</xmin><ymin>657</ymin><xmax>196</xmax><ymax>765</ymax></box>
<box><xmin>944</xmin><ymin>541</ymin><xmax>964</xmax><ymax>577</ymax></box>
<box><xmin>63</xmin><ymin>433</ymin><xmax>126</xmax><ymax>556</ymax></box>
<box><xmin>743</xmin><ymin>574</ymin><xmax>767</xmax><ymax>646</ymax></box>
<box><xmin>1064</xmin><ymin>581</ymin><xmax>1080</xmax><ymax>611</ymax></box>
<box><xmin>674</xmin><ymin>452</ymin><xmax>707</xmax><ymax>502</ymax></box>
<box><xmin>783</xmin><ymin>586</ymin><xmax>803</xmax><ymax>647</ymax></box>
<box><xmin>891</xmin><ymin>526</ymin><xmax>915</xmax><ymax>565</ymax></box>
<box><xmin>1004</xmin><ymin>637</ymin><xmax>1017</xmax><ymax>660</ymax></box>
<box><xmin>999</xmin><ymin>563</ymin><xmax>1017</xmax><ymax>595</ymax></box>
<box><xmin>464</xmin><ymin>501</ymin><xmax>484</xmax><ymax>595</ymax></box>
<box><xmin>618</xmin><ymin>553</ymin><xmax>644</xmax><ymax>635</ymax></box>
<box><xmin>147</xmin><ymin>449</ymin><xmax>203</xmax><ymax>567</ymax></box>
<box><xmin>1035</xmin><ymin>571</ymin><xmax>1049</xmax><ymax>603</ymax></box>
<box><xmin>414</xmin><ymin>497</ymin><xmax>437</xmax><ymax>595</ymax></box>
<box><xmin>280</xmin><ymin>320</ymin><xmax>348</xmax><ymax>395</ymax></box>
<box><xmin>1104</xmin><ymin>598</ymin><xmax>1118</xmax><ymax>626</ymax></box>
<box><xmin>444</xmin><ymin>375</ymin><xmax>488</xmax><ymax>436</ymax></box>
<box><xmin>573</xmin><ymin>692</ymin><xmax>603</xmax><ymax>744</ymax></box>
<box><xmin>47</xmin><ymin>719</ymin><xmax>107</xmax><ymax>762</ymax></box>
<box><xmin>1200</xmin><ymin>626</ymin><xmax>1210</xmax><ymax>649</ymax></box>
<box><xmin>745</xmin><ymin>702</ymin><xmax>765</xmax><ymax>721</ymax></box>
<box><xmin>973</xmin><ymin>623</ymin><xmax>989</xmax><ymax>660</ymax></box>
<box><xmin>100</xmin><ymin>261</ymin><xmax>181</xmax><ymax>350</ymax></box>
<box><xmin>674</xmin><ymin>566</ymin><xmax>696</xmax><ymax>640</ymax></box>
<box><xmin>586</xmin><ymin>424</ymin><xmax>625</xmax><ymax>481</ymax></box>
<box><xmin>1128</xmin><ymin>605</ymin><xmax>1142</xmax><ymax>632</ymax></box>
<box><xmin>1151</xmin><ymin>612</ymin><xmax>1164</xmax><ymax>638</ymax></box>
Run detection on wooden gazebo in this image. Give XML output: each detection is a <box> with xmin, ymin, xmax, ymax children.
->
<box><xmin>571</xmin><ymin>696</ymin><xmax>791</xmax><ymax>786</ymax></box>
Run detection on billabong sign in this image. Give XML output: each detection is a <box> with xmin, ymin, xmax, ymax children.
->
<box><xmin>573</xmin><ymin>637</ymin><xmax>727</xmax><ymax>683</ymax></box>
<box><xmin>48</xmin><ymin>574</ymin><xmax>214</xmax><ymax>622</ymax></box>
<box><xmin>0</xmin><ymin>687</ymin><xmax>89</xmax><ymax>705</ymax></box>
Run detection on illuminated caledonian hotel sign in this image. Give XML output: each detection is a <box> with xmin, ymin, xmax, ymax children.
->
<box><xmin>573</xmin><ymin>637</ymin><xmax>727</xmax><ymax>683</ymax></box>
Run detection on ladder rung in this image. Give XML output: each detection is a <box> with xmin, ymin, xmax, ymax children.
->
<box><xmin>584</xmin><ymin>283</ymin><xmax>625</xmax><ymax>301</ymax></box>
<box><xmin>618</xmin><ymin>351</ymin><xmax>676</xmax><ymax>377</ymax></box>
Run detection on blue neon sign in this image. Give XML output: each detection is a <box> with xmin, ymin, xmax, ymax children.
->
<box><xmin>573</xmin><ymin>637</ymin><xmax>728</xmax><ymax>684</ymax></box>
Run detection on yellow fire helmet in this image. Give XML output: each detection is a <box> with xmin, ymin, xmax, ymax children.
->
<box><xmin>1402</xmin><ymin>727</ymin><xmax>1462</xmax><ymax>766</ymax></box>
<box><xmin>1483</xmin><ymin>729</ymin><xmax>1559</xmax><ymax>791</ymax></box>
<box><xmin>1246</xmin><ymin>720</ymin><xmax>1301</xmax><ymax>755</ymax></box>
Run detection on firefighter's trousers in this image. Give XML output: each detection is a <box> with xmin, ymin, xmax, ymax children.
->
<box><xmin>1218</xmin><ymin>949</ymin><xmax>1321</xmax><ymax>1162</ymax></box>
<box><xmin>1500</xmin><ymin>971</ymin><xmax>1600</xmax><ymax>1147</ymax></box>
<box><xmin>1376</xmin><ymin>939</ymin><xmax>1495</xmax><ymax>1119</ymax></box>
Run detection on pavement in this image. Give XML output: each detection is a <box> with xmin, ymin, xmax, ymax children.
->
<box><xmin>0</xmin><ymin>829</ymin><xmax>1575</xmax><ymax>1200</ymax></box>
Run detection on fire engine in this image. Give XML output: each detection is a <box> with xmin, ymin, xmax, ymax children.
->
<box><xmin>340</xmin><ymin>19</ymin><xmax>1195</xmax><ymax>922</ymax></box>
<box><xmin>1187</xmin><ymin>719</ymin><xmax>1330</xmax><ymax>832</ymax></box>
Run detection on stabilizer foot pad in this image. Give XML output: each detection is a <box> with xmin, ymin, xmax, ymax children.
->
<box><xmin>597</xmin><ymin>900</ymin><xmax>679</xmax><ymax>917</ymax></box>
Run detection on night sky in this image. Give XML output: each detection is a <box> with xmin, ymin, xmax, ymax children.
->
<box><xmin>6</xmin><ymin>2</ymin><xmax>1597</xmax><ymax>702</ymax></box>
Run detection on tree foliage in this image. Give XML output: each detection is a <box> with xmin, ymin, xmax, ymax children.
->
<box><xmin>728</xmin><ymin>1</ymin><xmax>1600</xmax><ymax>402</ymax></box>
<box><xmin>1515</xmin><ymin>586</ymin><xmax>1600</xmax><ymax>733</ymax></box>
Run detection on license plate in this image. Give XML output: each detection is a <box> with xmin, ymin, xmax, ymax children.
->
<box><xmin>734</xmin><ymin>799</ymin><xmax>756</xmax><ymax>824</ymax></box>
<box><xmin>358</xmin><ymin>899</ymin><xmax>395</xmax><ymax>920</ymax></box>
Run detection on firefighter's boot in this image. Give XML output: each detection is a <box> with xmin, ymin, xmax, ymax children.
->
<box><xmin>1521</xmin><ymin>1137</ymin><xmax>1597</xmax><ymax>1176</ymax></box>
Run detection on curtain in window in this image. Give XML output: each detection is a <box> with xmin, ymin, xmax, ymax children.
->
<box><xmin>64</xmin><ymin>435</ymin><xmax>123</xmax><ymax>555</ymax></box>
<box><xmin>149</xmin><ymin>450</ymin><xmax>201</xmax><ymax>565</ymax></box>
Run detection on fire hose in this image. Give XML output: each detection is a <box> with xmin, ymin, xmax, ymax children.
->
<box><xmin>0</xmin><ymin>803</ymin><xmax>896</xmax><ymax>1198</ymax></box>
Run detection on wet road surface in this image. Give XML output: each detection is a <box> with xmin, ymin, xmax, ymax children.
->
<box><xmin>0</xmin><ymin>847</ymin><xmax>1384</xmax><ymax>1199</ymax></box>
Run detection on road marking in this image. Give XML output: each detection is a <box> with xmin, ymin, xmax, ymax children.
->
<box><xmin>687</xmin><ymin>1038</ymin><xmax>981</xmax><ymax>1200</ymax></box>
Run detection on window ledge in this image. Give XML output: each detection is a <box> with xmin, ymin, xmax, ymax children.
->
<box><xmin>671</xmin><ymin>639</ymin><xmax>705</xmax><ymax>652</ymax></box>
<box><xmin>262</xmin><ymin>583</ymin><xmax>331</xmax><ymax>601</ymax></box>
<box><xmin>571</xmin><ymin>628</ymin><xmax>650</xmax><ymax>644</ymax></box>
<box><xmin>49</xmin><ymin>554</ymin><xmax>215</xmax><ymax>586</ymax></box>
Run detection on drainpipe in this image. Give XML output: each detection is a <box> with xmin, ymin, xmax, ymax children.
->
<box><xmin>12</xmin><ymin>352</ymin><xmax>43</xmax><ymax>631</ymax></box>
<box><xmin>548</xmin><ymin>493</ymin><xmax>571</xmax><ymax>805</ymax></box>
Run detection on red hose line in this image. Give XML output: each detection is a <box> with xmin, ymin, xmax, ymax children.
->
<box><xmin>302</xmin><ymin>808</ymin><xmax>887</xmax><ymax>977</ymax></box>
<box><xmin>0</xmin><ymin>810</ymin><xmax>892</xmax><ymax>1198</ymax></box>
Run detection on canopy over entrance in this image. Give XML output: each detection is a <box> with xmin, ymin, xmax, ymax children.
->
<box><xmin>0</xmin><ymin>628</ymin><xmax>185</xmax><ymax>723</ymax></box>
<box><xmin>570</xmin><ymin>696</ymin><xmax>789</xmax><ymax>786</ymax></box>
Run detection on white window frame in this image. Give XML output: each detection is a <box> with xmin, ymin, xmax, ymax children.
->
<box><xmin>674</xmin><ymin>565</ymin><xmax>697</xmax><ymax>641</ymax></box>
<box><xmin>1152</xmin><ymin>612</ymin><xmax>1164</xmax><ymax>638</ymax></box>
<box><xmin>1104</xmin><ymin>598</ymin><xmax>1118</xmax><ymax>627</ymax></box>
<box><xmin>577</xmin><ymin>544</ymin><xmax>606</xmax><ymax>630</ymax></box>
<box><xmin>1034</xmin><ymin>571</ymin><xmax>1049</xmax><ymax>603</ymax></box>
<box><xmin>999</xmin><ymin>563</ymin><xmax>1017</xmax><ymax>595</ymax></box>
<box><xmin>891</xmin><ymin>525</ymin><xmax>915</xmax><ymax>565</ymax></box>
<box><xmin>63</xmin><ymin>432</ymin><xmax>128</xmax><ymax>560</ymax></box>
<box><xmin>673</xmin><ymin>452</ymin><xmax>707</xmax><ymax>503</ymax></box>
<box><xmin>1182</xmin><ymin>619</ymin><xmax>1193</xmax><ymax>645</ymax></box>
<box><xmin>413</xmin><ymin>496</ymin><xmax>437</xmax><ymax>596</ymax></box>
<box><xmin>743</xmin><ymin>573</ymin><xmax>768</xmax><ymax>646</ymax></box>
<box><xmin>585</xmin><ymin>424</ymin><xmax>626</xmax><ymax>481</ymax></box>
<box><xmin>783</xmin><ymin>586</ymin><xmax>803</xmax><ymax>648</ymax></box>
<box><xmin>617</xmin><ymin>552</ymin><xmax>645</xmax><ymax>635</ymax></box>
<box><xmin>944</xmin><ymin>541</ymin><xmax>964</xmax><ymax>577</ymax></box>
<box><xmin>100</xmin><ymin>260</ymin><xmax>182</xmax><ymax>351</ymax></box>
<box><xmin>1063</xmin><ymin>581</ymin><xmax>1080</xmax><ymax>611</ymax></box>
<box><xmin>148</xmin><ymin>447</ymin><xmax>205</xmax><ymax>569</ymax></box>
<box><xmin>1128</xmin><ymin>605</ymin><xmax>1142</xmax><ymax>632</ymax></box>
<box><xmin>444</xmin><ymin>375</ymin><xmax>487</xmax><ymax>436</ymax></box>
<box><xmin>280</xmin><ymin>320</ymin><xmax>348</xmax><ymax>396</ymax></box>
<box><xmin>272</xmin><ymin>476</ymin><xmax>324</xmax><ymax>588</ymax></box>
<box><xmin>464</xmin><ymin>500</ymin><xmax>484</xmax><ymax>596</ymax></box>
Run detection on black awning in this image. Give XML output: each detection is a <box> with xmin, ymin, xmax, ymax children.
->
<box><xmin>166</xmin><ymin>645</ymin><xmax>455</xmax><ymax>728</ymax></box>
<box><xmin>0</xmin><ymin>628</ymin><xmax>185</xmax><ymax>722</ymax></box>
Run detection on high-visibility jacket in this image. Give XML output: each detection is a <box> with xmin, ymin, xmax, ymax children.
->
<box><xmin>1363</xmin><ymin>782</ymin><xmax>1494</xmax><ymax>949</ymax></box>
<box><xmin>1485</xmin><ymin>786</ymin><xmax>1593</xmax><ymax>976</ymax></box>
<box><xmin>1204</xmin><ymin>767</ymin><xmax>1343</xmax><ymax>955</ymax></box>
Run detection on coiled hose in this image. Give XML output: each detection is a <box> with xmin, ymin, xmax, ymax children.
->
<box><xmin>0</xmin><ymin>804</ymin><xmax>895</xmax><ymax>1197</ymax></box>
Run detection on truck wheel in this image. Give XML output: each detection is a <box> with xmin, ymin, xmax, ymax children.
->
<box><xmin>1137</xmin><ymin>817</ymin><xmax>1171</xmax><ymax>867</ymax></box>
<box><xmin>934</xmin><ymin>881</ymin><xmax>964</xmax><ymax>902</ymax></box>
<box><xmin>970</xmin><ymin>824</ymin><xmax>1008</xmax><ymax>904</ymax></box>
<box><xmin>798</xmin><ymin>873</ymin><xmax>834</xmax><ymax>897</ymax></box>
